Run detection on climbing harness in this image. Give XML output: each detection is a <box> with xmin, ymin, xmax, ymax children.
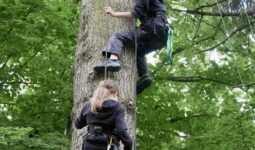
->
<box><xmin>86</xmin><ymin>125</ymin><xmax>120</xmax><ymax>150</ymax></box>
<box><xmin>107</xmin><ymin>137</ymin><xmax>113</xmax><ymax>150</ymax></box>
<box><xmin>107</xmin><ymin>136</ymin><xmax>119</xmax><ymax>150</ymax></box>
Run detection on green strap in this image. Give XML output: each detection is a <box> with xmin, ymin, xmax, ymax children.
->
<box><xmin>166</xmin><ymin>27</ymin><xmax>173</xmax><ymax>64</ymax></box>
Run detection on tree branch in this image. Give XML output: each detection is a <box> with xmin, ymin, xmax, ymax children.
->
<box><xmin>169</xmin><ymin>110</ymin><xmax>243</xmax><ymax>124</ymax></box>
<box><xmin>193</xmin><ymin>32</ymin><xmax>217</xmax><ymax>45</ymax></box>
<box><xmin>0</xmin><ymin>102</ymin><xmax>16</xmax><ymax>105</ymax></box>
<box><xmin>197</xmin><ymin>21</ymin><xmax>255</xmax><ymax>53</ymax></box>
<box><xmin>194</xmin><ymin>0</ymin><xmax>227</xmax><ymax>11</ymax></box>
<box><xmin>156</xmin><ymin>76</ymin><xmax>232</xmax><ymax>85</ymax></box>
<box><xmin>169</xmin><ymin>114</ymin><xmax>210</xmax><ymax>123</ymax></box>
<box><xmin>28</xmin><ymin>111</ymin><xmax>62</xmax><ymax>117</ymax></box>
<box><xmin>0</xmin><ymin>7</ymin><xmax>33</xmax><ymax>46</ymax></box>
<box><xmin>19</xmin><ymin>38</ymin><xmax>57</xmax><ymax>69</ymax></box>
<box><xmin>0</xmin><ymin>81</ymin><xmax>44</xmax><ymax>90</ymax></box>
<box><xmin>193</xmin><ymin>21</ymin><xmax>221</xmax><ymax>45</ymax></box>
<box><xmin>0</xmin><ymin>54</ymin><xmax>11</xmax><ymax>73</ymax></box>
<box><xmin>60</xmin><ymin>68</ymin><xmax>67</xmax><ymax>79</ymax></box>
<box><xmin>161</xmin><ymin>129</ymin><xmax>183</xmax><ymax>137</ymax></box>
<box><xmin>0</xmin><ymin>81</ymin><xmax>34</xmax><ymax>85</ymax></box>
<box><xmin>156</xmin><ymin>76</ymin><xmax>255</xmax><ymax>89</ymax></box>
<box><xmin>171</xmin><ymin>8</ymin><xmax>255</xmax><ymax>17</ymax></box>
<box><xmin>192</xmin><ymin>16</ymin><xmax>203</xmax><ymax>44</ymax></box>
<box><xmin>234</xmin><ymin>82</ymin><xmax>255</xmax><ymax>89</ymax></box>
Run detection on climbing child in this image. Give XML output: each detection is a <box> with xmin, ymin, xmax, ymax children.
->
<box><xmin>94</xmin><ymin>0</ymin><xmax>170</xmax><ymax>94</ymax></box>
<box><xmin>75</xmin><ymin>80</ymin><xmax>133</xmax><ymax>150</ymax></box>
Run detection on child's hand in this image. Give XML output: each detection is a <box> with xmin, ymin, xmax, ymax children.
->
<box><xmin>104</xmin><ymin>6</ymin><xmax>115</xmax><ymax>17</ymax></box>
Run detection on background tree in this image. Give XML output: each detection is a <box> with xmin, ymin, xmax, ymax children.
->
<box><xmin>137</xmin><ymin>0</ymin><xmax>255</xmax><ymax>149</ymax></box>
<box><xmin>1</xmin><ymin>0</ymin><xmax>255</xmax><ymax>149</ymax></box>
<box><xmin>71</xmin><ymin>0</ymin><xmax>136</xmax><ymax>150</ymax></box>
<box><xmin>0</xmin><ymin>0</ymin><xmax>79</xmax><ymax>149</ymax></box>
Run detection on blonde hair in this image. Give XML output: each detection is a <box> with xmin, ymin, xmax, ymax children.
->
<box><xmin>90</xmin><ymin>80</ymin><xmax>119</xmax><ymax>113</ymax></box>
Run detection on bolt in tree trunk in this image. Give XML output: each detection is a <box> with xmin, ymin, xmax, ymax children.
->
<box><xmin>71</xmin><ymin>0</ymin><xmax>136</xmax><ymax>150</ymax></box>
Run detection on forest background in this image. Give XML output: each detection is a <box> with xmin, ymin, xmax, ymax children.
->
<box><xmin>0</xmin><ymin>0</ymin><xmax>254</xmax><ymax>149</ymax></box>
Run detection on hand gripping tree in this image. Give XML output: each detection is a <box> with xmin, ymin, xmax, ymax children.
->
<box><xmin>71</xmin><ymin>0</ymin><xmax>136</xmax><ymax>150</ymax></box>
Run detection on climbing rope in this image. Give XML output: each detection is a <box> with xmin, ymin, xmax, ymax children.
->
<box><xmin>134</xmin><ymin>17</ymin><xmax>138</xmax><ymax>150</ymax></box>
<box><xmin>216</xmin><ymin>0</ymin><xmax>244</xmax><ymax>84</ymax></box>
<box><xmin>104</xmin><ymin>0</ymin><xmax>110</xmax><ymax>79</ymax></box>
<box><xmin>239</xmin><ymin>0</ymin><xmax>255</xmax><ymax>119</ymax></box>
<box><xmin>240</xmin><ymin>0</ymin><xmax>255</xmax><ymax>38</ymax></box>
<box><xmin>215</xmin><ymin>0</ymin><xmax>255</xmax><ymax>119</ymax></box>
<box><xmin>166</xmin><ymin>26</ymin><xmax>174</xmax><ymax>64</ymax></box>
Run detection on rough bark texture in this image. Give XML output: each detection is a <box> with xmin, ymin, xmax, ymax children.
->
<box><xmin>71</xmin><ymin>0</ymin><xmax>136</xmax><ymax>150</ymax></box>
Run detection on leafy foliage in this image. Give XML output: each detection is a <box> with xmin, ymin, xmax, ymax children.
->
<box><xmin>137</xmin><ymin>0</ymin><xmax>255</xmax><ymax>149</ymax></box>
<box><xmin>0</xmin><ymin>127</ymin><xmax>70</xmax><ymax>150</ymax></box>
<box><xmin>0</xmin><ymin>0</ymin><xmax>79</xmax><ymax>149</ymax></box>
<box><xmin>1</xmin><ymin>0</ymin><xmax>255</xmax><ymax>149</ymax></box>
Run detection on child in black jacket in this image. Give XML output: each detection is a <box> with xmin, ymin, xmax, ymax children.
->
<box><xmin>94</xmin><ymin>0</ymin><xmax>169</xmax><ymax>94</ymax></box>
<box><xmin>75</xmin><ymin>80</ymin><xmax>133</xmax><ymax>150</ymax></box>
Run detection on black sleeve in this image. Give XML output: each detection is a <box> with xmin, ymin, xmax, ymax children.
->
<box><xmin>115</xmin><ymin>108</ymin><xmax>133</xmax><ymax>150</ymax></box>
<box><xmin>131</xmin><ymin>0</ymin><xmax>149</xmax><ymax>18</ymax></box>
<box><xmin>75</xmin><ymin>102</ymin><xmax>90</xmax><ymax>129</ymax></box>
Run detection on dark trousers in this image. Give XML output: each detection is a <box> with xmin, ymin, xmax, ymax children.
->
<box><xmin>102</xmin><ymin>28</ymin><xmax>167</xmax><ymax>77</ymax></box>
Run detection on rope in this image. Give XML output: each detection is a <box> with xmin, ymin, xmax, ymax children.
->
<box><xmin>166</xmin><ymin>27</ymin><xmax>174</xmax><ymax>64</ymax></box>
<box><xmin>216</xmin><ymin>0</ymin><xmax>245</xmax><ymax>85</ymax></box>
<box><xmin>240</xmin><ymin>0</ymin><xmax>255</xmax><ymax>38</ymax></box>
<box><xmin>104</xmin><ymin>0</ymin><xmax>110</xmax><ymax>79</ymax></box>
<box><xmin>134</xmin><ymin>17</ymin><xmax>138</xmax><ymax>150</ymax></box>
<box><xmin>239</xmin><ymin>0</ymin><xmax>255</xmax><ymax>119</ymax></box>
<box><xmin>215</xmin><ymin>0</ymin><xmax>255</xmax><ymax>119</ymax></box>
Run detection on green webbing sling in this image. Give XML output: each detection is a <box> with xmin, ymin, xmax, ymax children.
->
<box><xmin>166</xmin><ymin>27</ymin><xmax>173</xmax><ymax>65</ymax></box>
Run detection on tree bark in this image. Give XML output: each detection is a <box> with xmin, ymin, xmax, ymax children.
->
<box><xmin>71</xmin><ymin>0</ymin><xmax>136</xmax><ymax>150</ymax></box>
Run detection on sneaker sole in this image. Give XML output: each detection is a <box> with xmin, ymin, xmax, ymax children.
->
<box><xmin>137</xmin><ymin>78</ymin><xmax>153</xmax><ymax>94</ymax></box>
<box><xmin>94</xmin><ymin>66</ymin><xmax>121</xmax><ymax>73</ymax></box>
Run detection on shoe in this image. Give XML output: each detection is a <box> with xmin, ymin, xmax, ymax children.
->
<box><xmin>94</xmin><ymin>59</ymin><xmax>121</xmax><ymax>73</ymax></box>
<box><xmin>137</xmin><ymin>75</ymin><xmax>153</xmax><ymax>95</ymax></box>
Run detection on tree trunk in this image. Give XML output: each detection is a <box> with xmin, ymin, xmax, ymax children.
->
<box><xmin>71</xmin><ymin>0</ymin><xmax>136</xmax><ymax>150</ymax></box>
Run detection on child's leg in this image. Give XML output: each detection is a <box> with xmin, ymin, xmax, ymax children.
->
<box><xmin>137</xmin><ymin>55</ymin><xmax>148</xmax><ymax>77</ymax></box>
<box><xmin>136</xmin><ymin>42</ymin><xmax>164</xmax><ymax>94</ymax></box>
<box><xmin>95</xmin><ymin>29</ymin><xmax>148</xmax><ymax>73</ymax></box>
<box><xmin>136</xmin><ymin>43</ymin><xmax>158</xmax><ymax>94</ymax></box>
<box><xmin>94</xmin><ymin>30</ymin><xmax>138</xmax><ymax>72</ymax></box>
<box><xmin>102</xmin><ymin>30</ymin><xmax>137</xmax><ymax>59</ymax></box>
<box><xmin>137</xmin><ymin>54</ymin><xmax>153</xmax><ymax>95</ymax></box>
<box><xmin>137</xmin><ymin>43</ymin><xmax>159</xmax><ymax>77</ymax></box>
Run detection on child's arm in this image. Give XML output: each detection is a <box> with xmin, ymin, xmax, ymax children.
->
<box><xmin>75</xmin><ymin>102</ymin><xmax>90</xmax><ymax>129</ymax></box>
<box><xmin>115</xmin><ymin>107</ymin><xmax>133</xmax><ymax>150</ymax></box>
<box><xmin>104</xmin><ymin>7</ymin><xmax>133</xmax><ymax>19</ymax></box>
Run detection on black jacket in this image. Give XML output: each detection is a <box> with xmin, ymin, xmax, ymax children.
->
<box><xmin>131</xmin><ymin>0</ymin><xmax>168</xmax><ymax>41</ymax></box>
<box><xmin>131</xmin><ymin>0</ymin><xmax>166</xmax><ymax>21</ymax></box>
<box><xmin>75</xmin><ymin>99</ymin><xmax>133</xmax><ymax>150</ymax></box>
